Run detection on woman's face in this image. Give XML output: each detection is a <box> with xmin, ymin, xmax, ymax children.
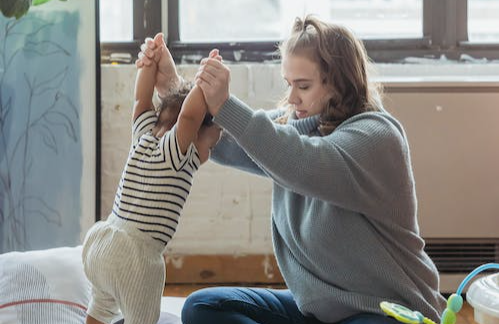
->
<box><xmin>281</xmin><ymin>54</ymin><xmax>330</xmax><ymax>119</ymax></box>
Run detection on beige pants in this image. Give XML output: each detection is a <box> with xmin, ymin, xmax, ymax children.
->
<box><xmin>82</xmin><ymin>215</ymin><xmax>166</xmax><ymax>324</ymax></box>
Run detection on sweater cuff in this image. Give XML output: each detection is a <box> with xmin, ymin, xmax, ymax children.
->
<box><xmin>213</xmin><ymin>95</ymin><xmax>254</xmax><ymax>139</ymax></box>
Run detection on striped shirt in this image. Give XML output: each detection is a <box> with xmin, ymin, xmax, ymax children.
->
<box><xmin>112</xmin><ymin>110</ymin><xmax>201</xmax><ymax>245</ymax></box>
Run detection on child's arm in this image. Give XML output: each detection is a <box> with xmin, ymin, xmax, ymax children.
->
<box><xmin>176</xmin><ymin>85</ymin><xmax>207</xmax><ymax>154</ymax></box>
<box><xmin>133</xmin><ymin>63</ymin><xmax>157</xmax><ymax>121</ymax></box>
<box><xmin>175</xmin><ymin>49</ymin><xmax>221</xmax><ymax>154</ymax></box>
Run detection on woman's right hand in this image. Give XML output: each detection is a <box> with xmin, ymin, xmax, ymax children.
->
<box><xmin>136</xmin><ymin>33</ymin><xmax>181</xmax><ymax>99</ymax></box>
<box><xmin>195</xmin><ymin>50</ymin><xmax>230</xmax><ymax>117</ymax></box>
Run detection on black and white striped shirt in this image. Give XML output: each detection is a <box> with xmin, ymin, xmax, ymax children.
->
<box><xmin>112</xmin><ymin>110</ymin><xmax>200</xmax><ymax>245</ymax></box>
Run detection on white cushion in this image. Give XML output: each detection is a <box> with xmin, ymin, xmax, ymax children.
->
<box><xmin>0</xmin><ymin>245</ymin><xmax>184</xmax><ymax>324</ymax></box>
<box><xmin>0</xmin><ymin>246</ymin><xmax>90</xmax><ymax>324</ymax></box>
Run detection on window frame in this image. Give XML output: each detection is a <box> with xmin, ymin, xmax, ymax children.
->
<box><xmin>100</xmin><ymin>0</ymin><xmax>161</xmax><ymax>63</ymax></box>
<box><xmin>100</xmin><ymin>0</ymin><xmax>499</xmax><ymax>64</ymax></box>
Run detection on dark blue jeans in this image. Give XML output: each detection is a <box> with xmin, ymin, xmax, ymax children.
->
<box><xmin>182</xmin><ymin>287</ymin><xmax>400</xmax><ymax>324</ymax></box>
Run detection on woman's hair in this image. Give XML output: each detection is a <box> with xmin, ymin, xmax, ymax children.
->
<box><xmin>277</xmin><ymin>15</ymin><xmax>383</xmax><ymax>135</ymax></box>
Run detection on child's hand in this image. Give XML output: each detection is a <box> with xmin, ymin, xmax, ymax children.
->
<box><xmin>155</xmin><ymin>34</ymin><xmax>182</xmax><ymax>98</ymax></box>
<box><xmin>136</xmin><ymin>33</ymin><xmax>181</xmax><ymax>99</ymax></box>
<box><xmin>208</xmin><ymin>48</ymin><xmax>223</xmax><ymax>62</ymax></box>
<box><xmin>195</xmin><ymin>49</ymin><xmax>229</xmax><ymax>117</ymax></box>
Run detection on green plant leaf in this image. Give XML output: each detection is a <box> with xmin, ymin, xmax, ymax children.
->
<box><xmin>0</xmin><ymin>0</ymin><xmax>32</xmax><ymax>19</ymax></box>
<box><xmin>33</xmin><ymin>0</ymin><xmax>54</xmax><ymax>6</ymax></box>
<box><xmin>1</xmin><ymin>0</ymin><xmax>69</xmax><ymax>19</ymax></box>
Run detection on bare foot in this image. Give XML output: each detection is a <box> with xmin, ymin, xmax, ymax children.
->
<box><xmin>86</xmin><ymin>315</ymin><xmax>105</xmax><ymax>324</ymax></box>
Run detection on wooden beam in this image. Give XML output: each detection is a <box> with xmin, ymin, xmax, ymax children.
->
<box><xmin>164</xmin><ymin>254</ymin><xmax>285</xmax><ymax>284</ymax></box>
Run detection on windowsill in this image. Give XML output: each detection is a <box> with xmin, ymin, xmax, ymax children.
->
<box><xmin>374</xmin><ymin>63</ymin><xmax>499</xmax><ymax>88</ymax></box>
<box><xmin>378</xmin><ymin>76</ymin><xmax>499</xmax><ymax>88</ymax></box>
<box><xmin>102</xmin><ymin>62</ymin><xmax>499</xmax><ymax>88</ymax></box>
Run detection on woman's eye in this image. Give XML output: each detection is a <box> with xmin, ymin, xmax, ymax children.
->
<box><xmin>298</xmin><ymin>85</ymin><xmax>310</xmax><ymax>90</ymax></box>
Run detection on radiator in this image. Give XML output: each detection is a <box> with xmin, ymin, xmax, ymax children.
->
<box><xmin>425</xmin><ymin>239</ymin><xmax>499</xmax><ymax>292</ymax></box>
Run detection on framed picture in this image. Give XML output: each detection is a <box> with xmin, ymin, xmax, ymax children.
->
<box><xmin>0</xmin><ymin>0</ymin><xmax>100</xmax><ymax>253</ymax></box>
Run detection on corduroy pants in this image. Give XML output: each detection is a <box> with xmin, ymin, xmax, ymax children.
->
<box><xmin>82</xmin><ymin>215</ymin><xmax>165</xmax><ymax>324</ymax></box>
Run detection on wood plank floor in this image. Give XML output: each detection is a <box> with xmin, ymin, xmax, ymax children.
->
<box><xmin>164</xmin><ymin>284</ymin><xmax>478</xmax><ymax>324</ymax></box>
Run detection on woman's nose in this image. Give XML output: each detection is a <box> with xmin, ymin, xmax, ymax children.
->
<box><xmin>288</xmin><ymin>88</ymin><xmax>301</xmax><ymax>105</ymax></box>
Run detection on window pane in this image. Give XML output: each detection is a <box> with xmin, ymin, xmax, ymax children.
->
<box><xmin>99</xmin><ymin>0</ymin><xmax>133</xmax><ymax>42</ymax></box>
<box><xmin>468</xmin><ymin>0</ymin><xmax>499</xmax><ymax>42</ymax></box>
<box><xmin>179</xmin><ymin>0</ymin><xmax>422</xmax><ymax>42</ymax></box>
<box><xmin>325</xmin><ymin>0</ymin><xmax>422</xmax><ymax>39</ymax></box>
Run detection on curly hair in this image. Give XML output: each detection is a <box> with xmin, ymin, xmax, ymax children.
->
<box><xmin>157</xmin><ymin>80</ymin><xmax>213</xmax><ymax>126</ymax></box>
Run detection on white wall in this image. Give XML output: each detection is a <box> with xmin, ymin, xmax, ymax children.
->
<box><xmin>100</xmin><ymin>63</ymin><xmax>499</xmax><ymax>255</ymax></box>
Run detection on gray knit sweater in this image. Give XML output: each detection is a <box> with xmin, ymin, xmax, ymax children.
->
<box><xmin>210</xmin><ymin>95</ymin><xmax>446</xmax><ymax>323</ymax></box>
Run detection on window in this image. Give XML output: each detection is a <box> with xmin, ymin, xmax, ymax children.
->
<box><xmin>100</xmin><ymin>0</ymin><xmax>133</xmax><ymax>42</ymax></box>
<box><xmin>468</xmin><ymin>0</ymin><xmax>499</xmax><ymax>42</ymax></box>
<box><xmin>100</xmin><ymin>0</ymin><xmax>161</xmax><ymax>63</ymax></box>
<box><xmin>178</xmin><ymin>0</ymin><xmax>423</xmax><ymax>42</ymax></box>
<box><xmin>99</xmin><ymin>0</ymin><xmax>499</xmax><ymax>63</ymax></box>
<box><xmin>168</xmin><ymin>0</ymin><xmax>499</xmax><ymax>63</ymax></box>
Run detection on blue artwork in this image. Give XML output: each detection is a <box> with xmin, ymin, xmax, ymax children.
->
<box><xmin>0</xmin><ymin>6</ymin><xmax>93</xmax><ymax>253</ymax></box>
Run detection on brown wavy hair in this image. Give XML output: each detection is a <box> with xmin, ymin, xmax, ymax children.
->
<box><xmin>277</xmin><ymin>15</ymin><xmax>383</xmax><ymax>135</ymax></box>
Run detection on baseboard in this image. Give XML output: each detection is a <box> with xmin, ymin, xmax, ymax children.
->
<box><xmin>164</xmin><ymin>254</ymin><xmax>285</xmax><ymax>284</ymax></box>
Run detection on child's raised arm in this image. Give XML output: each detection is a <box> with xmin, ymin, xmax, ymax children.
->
<box><xmin>132</xmin><ymin>58</ymin><xmax>157</xmax><ymax>121</ymax></box>
<box><xmin>176</xmin><ymin>85</ymin><xmax>207</xmax><ymax>154</ymax></box>
<box><xmin>175</xmin><ymin>49</ymin><xmax>222</xmax><ymax>154</ymax></box>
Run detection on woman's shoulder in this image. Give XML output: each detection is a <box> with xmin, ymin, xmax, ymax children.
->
<box><xmin>338</xmin><ymin>111</ymin><xmax>406</xmax><ymax>138</ymax></box>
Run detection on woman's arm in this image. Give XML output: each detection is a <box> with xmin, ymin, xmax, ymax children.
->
<box><xmin>210</xmin><ymin>130</ymin><xmax>266</xmax><ymax>177</ymax></box>
<box><xmin>214</xmin><ymin>96</ymin><xmax>414</xmax><ymax>215</ymax></box>
<box><xmin>209</xmin><ymin>108</ymin><xmax>286</xmax><ymax>177</ymax></box>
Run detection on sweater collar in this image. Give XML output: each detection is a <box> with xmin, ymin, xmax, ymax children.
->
<box><xmin>286</xmin><ymin>112</ymin><xmax>320</xmax><ymax>135</ymax></box>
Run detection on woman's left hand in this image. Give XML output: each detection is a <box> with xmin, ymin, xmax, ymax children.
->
<box><xmin>195</xmin><ymin>51</ymin><xmax>230</xmax><ymax>117</ymax></box>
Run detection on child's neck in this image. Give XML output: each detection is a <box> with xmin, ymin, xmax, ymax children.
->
<box><xmin>152</xmin><ymin>122</ymin><xmax>174</xmax><ymax>138</ymax></box>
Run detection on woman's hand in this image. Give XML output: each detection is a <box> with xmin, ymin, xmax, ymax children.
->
<box><xmin>136</xmin><ymin>33</ymin><xmax>181</xmax><ymax>99</ymax></box>
<box><xmin>195</xmin><ymin>49</ymin><xmax>230</xmax><ymax>117</ymax></box>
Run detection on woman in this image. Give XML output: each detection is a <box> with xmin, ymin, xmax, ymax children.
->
<box><xmin>137</xmin><ymin>16</ymin><xmax>445</xmax><ymax>324</ymax></box>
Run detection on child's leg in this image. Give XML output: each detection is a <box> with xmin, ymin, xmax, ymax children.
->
<box><xmin>87</xmin><ymin>284</ymin><xmax>121</xmax><ymax>324</ymax></box>
<box><xmin>83</xmin><ymin>222</ymin><xmax>121</xmax><ymax>324</ymax></box>
<box><xmin>118</xmin><ymin>251</ymin><xmax>165</xmax><ymax>324</ymax></box>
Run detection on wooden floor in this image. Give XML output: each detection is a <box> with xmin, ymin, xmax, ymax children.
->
<box><xmin>164</xmin><ymin>284</ymin><xmax>478</xmax><ymax>324</ymax></box>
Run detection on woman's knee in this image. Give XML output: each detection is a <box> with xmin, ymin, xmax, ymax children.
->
<box><xmin>182</xmin><ymin>287</ymin><xmax>225</xmax><ymax>324</ymax></box>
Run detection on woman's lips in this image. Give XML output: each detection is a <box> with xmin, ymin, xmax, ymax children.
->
<box><xmin>296</xmin><ymin>110</ymin><xmax>307</xmax><ymax>119</ymax></box>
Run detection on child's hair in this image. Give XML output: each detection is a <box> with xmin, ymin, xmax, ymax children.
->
<box><xmin>277</xmin><ymin>15</ymin><xmax>383</xmax><ymax>135</ymax></box>
<box><xmin>157</xmin><ymin>80</ymin><xmax>213</xmax><ymax>126</ymax></box>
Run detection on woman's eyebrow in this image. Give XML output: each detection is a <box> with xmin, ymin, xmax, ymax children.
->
<box><xmin>282</xmin><ymin>76</ymin><xmax>313</xmax><ymax>84</ymax></box>
<box><xmin>291</xmin><ymin>78</ymin><xmax>313</xmax><ymax>83</ymax></box>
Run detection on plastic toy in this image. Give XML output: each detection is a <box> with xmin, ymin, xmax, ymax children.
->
<box><xmin>380</xmin><ymin>263</ymin><xmax>499</xmax><ymax>324</ymax></box>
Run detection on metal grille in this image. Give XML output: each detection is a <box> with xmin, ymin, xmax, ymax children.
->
<box><xmin>425</xmin><ymin>240</ymin><xmax>499</xmax><ymax>274</ymax></box>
